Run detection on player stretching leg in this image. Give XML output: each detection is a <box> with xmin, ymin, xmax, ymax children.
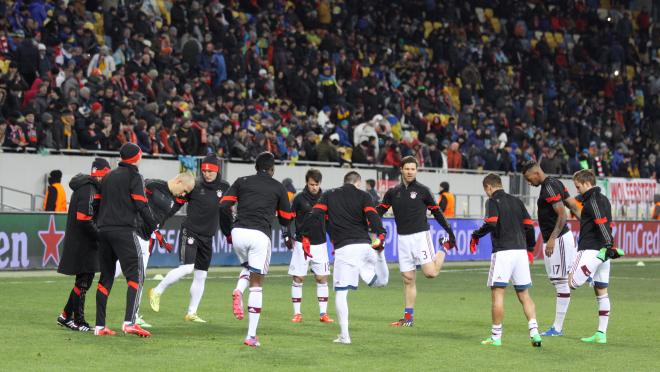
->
<box><xmin>568</xmin><ymin>170</ymin><xmax>624</xmax><ymax>344</ymax></box>
<box><xmin>115</xmin><ymin>173</ymin><xmax>195</xmax><ymax>327</ymax></box>
<box><xmin>300</xmin><ymin>171</ymin><xmax>387</xmax><ymax>344</ymax></box>
<box><xmin>149</xmin><ymin>155</ymin><xmax>230</xmax><ymax>323</ymax></box>
<box><xmin>376</xmin><ymin>156</ymin><xmax>456</xmax><ymax>327</ymax></box>
<box><xmin>95</xmin><ymin>144</ymin><xmax>158</xmax><ymax>337</ymax></box>
<box><xmin>57</xmin><ymin>158</ymin><xmax>111</xmax><ymax>332</ymax></box>
<box><xmin>522</xmin><ymin>161</ymin><xmax>577</xmax><ymax>336</ymax></box>
<box><xmin>288</xmin><ymin>169</ymin><xmax>334</xmax><ymax>323</ymax></box>
<box><xmin>471</xmin><ymin>174</ymin><xmax>541</xmax><ymax>347</ymax></box>
<box><xmin>219</xmin><ymin>152</ymin><xmax>294</xmax><ymax>347</ymax></box>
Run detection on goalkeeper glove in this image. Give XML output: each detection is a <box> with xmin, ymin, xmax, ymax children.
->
<box><xmin>225</xmin><ymin>234</ymin><xmax>232</xmax><ymax>245</ymax></box>
<box><xmin>149</xmin><ymin>230</ymin><xmax>173</xmax><ymax>253</ymax></box>
<box><xmin>439</xmin><ymin>236</ymin><xmax>454</xmax><ymax>251</ymax></box>
<box><xmin>527</xmin><ymin>251</ymin><xmax>534</xmax><ymax>265</ymax></box>
<box><xmin>371</xmin><ymin>234</ymin><xmax>385</xmax><ymax>252</ymax></box>
<box><xmin>597</xmin><ymin>246</ymin><xmax>625</xmax><ymax>262</ymax></box>
<box><xmin>469</xmin><ymin>236</ymin><xmax>479</xmax><ymax>254</ymax></box>
<box><xmin>283</xmin><ymin>232</ymin><xmax>294</xmax><ymax>250</ymax></box>
<box><xmin>302</xmin><ymin>236</ymin><xmax>313</xmax><ymax>259</ymax></box>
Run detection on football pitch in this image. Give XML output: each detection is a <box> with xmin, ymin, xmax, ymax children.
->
<box><xmin>2</xmin><ymin>261</ymin><xmax>659</xmax><ymax>371</ymax></box>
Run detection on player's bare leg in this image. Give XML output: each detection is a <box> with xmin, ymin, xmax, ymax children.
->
<box><xmin>244</xmin><ymin>272</ymin><xmax>264</xmax><ymax>347</ymax></box>
<box><xmin>421</xmin><ymin>249</ymin><xmax>446</xmax><ymax>278</ymax></box>
<box><xmin>315</xmin><ymin>275</ymin><xmax>333</xmax><ymax>323</ymax></box>
<box><xmin>291</xmin><ymin>275</ymin><xmax>304</xmax><ymax>322</ymax></box>
<box><xmin>516</xmin><ymin>289</ymin><xmax>541</xmax><ymax>347</ymax></box>
<box><xmin>482</xmin><ymin>287</ymin><xmax>505</xmax><ymax>346</ymax></box>
<box><xmin>391</xmin><ymin>271</ymin><xmax>416</xmax><ymax>327</ymax></box>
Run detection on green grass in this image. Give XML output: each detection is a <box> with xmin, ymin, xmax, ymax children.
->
<box><xmin>2</xmin><ymin>261</ymin><xmax>659</xmax><ymax>371</ymax></box>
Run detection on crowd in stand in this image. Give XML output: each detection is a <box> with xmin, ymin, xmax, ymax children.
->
<box><xmin>0</xmin><ymin>0</ymin><xmax>659</xmax><ymax>180</ymax></box>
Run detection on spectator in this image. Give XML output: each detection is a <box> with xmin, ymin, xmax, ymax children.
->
<box><xmin>446</xmin><ymin>142</ymin><xmax>463</xmax><ymax>169</ymax></box>
<box><xmin>366</xmin><ymin>179</ymin><xmax>380</xmax><ymax>204</ymax></box>
<box><xmin>438</xmin><ymin>182</ymin><xmax>455</xmax><ymax>218</ymax></box>
<box><xmin>43</xmin><ymin>170</ymin><xmax>67</xmax><ymax>212</ymax></box>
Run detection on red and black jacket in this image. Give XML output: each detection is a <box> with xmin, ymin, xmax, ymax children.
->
<box><xmin>301</xmin><ymin>184</ymin><xmax>386</xmax><ymax>250</ymax></box>
<box><xmin>576</xmin><ymin>187</ymin><xmax>613</xmax><ymax>251</ymax></box>
<box><xmin>292</xmin><ymin>187</ymin><xmax>326</xmax><ymax>245</ymax></box>
<box><xmin>376</xmin><ymin>179</ymin><xmax>454</xmax><ymax>237</ymax></box>
<box><xmin>136</xmin><ymin>179</ymin><xmax>187</xmax><ymax>239</ymax></box>
<box><xmin>472</xmin><ymin>189</ymin><xmax>536</xmax><ymax>253</ymax></box>
<box><xmin>537</xmin><ymin>176</ymin><xmax>570</xmax><ymax>242</ymax></box>
<box><xmin>182</xmin><ymin>177</ymin><xmax>231</xmax><ymax>237</ymax></box>
<box><xmin>219</xmin><ymin>171</ymin><xmax>293</xmax><ymax>238</ymax></box>
<box><xmin>97</xmin><ymin>162</ymin><xmax>158</xmax><ymax>233</ymax></box>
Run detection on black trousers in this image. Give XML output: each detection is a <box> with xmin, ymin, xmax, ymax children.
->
<box><xmin>63</xmin><ymin>272</ymin><xmax>95</xmax><ymax>322</ymax></box>
<box><xmin>95</xmin><ymin>230</ymin><xmax>144</xmax><ymax>327</ymax></box>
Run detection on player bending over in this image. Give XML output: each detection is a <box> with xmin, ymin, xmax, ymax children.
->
<box><xmin>522</xmin><ymin>161</ymin><xmax>577</xmax><ymax>336</ymax></box>
<box><xmin>149</xmin><ymin>155</ymin><xmax>229</xmax><ymax>323</ymax></box>
<box><xmin>300</xmin><ymin>171</ymin><xmax>389</xmax><ymax>344</ymax></box>
<box><xmin>287</xmin><ymin>169</ymin><xmax>334</xmax><ymax>324</ymax></box>
<box><xmin>219</xmin><ymin>152</ymin><xmax>294</xmax><ymax>347</ymax></box>
<box><xmin>57</xmin><ymin>158</ymin><xmax>111</xmax><ymax>332</ymax></box>
<box><xmin>376</xmin><ymin>156</ymin><xmax>456</xmax><ymax>327</ymax></box>
<box><xmin>471</xmin><ymin>173</ymin><xmax>541</xmax><ymax>347</ymax></box>
<box><xmin>568</xmin><ymin>169</ymin><xmax>624</xmax><ymax>344</ymax></box>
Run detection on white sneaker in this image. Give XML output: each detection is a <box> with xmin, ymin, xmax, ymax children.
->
<box><xmin>333</xmin><ymin>334</ymin><xmax>351</xmax><ymax>344</ymax></box>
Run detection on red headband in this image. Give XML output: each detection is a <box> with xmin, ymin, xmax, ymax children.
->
<box><xmin>201</xmin><ymin>163</ymin><xmax>219</xmax><ymax>172</ymax></box>
<box><xmin>121</xmin><ymin>149</ymin><xmax>143</xmax><ymax>164</ymax></box>
<box><xmin>91</xmin><ymin>167</ymin><xmax>110</xmax><ymax>177</ymax></box>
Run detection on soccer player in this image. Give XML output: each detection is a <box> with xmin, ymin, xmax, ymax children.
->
<box><xmin>568</xmin><ymin>169</ymin><xmax>624</xmax><ymax>344</ymax></box>
<box><xmin>288</xmin><ymin>169</ymin><xmax>334</xmax><ymax>324</ymax></box>
<box><xmin>115</xmin><ymin>172</ymin><xmax>195</xmax><ymax>327</ymax></box>
<box><xmin>95</xmin><ymin>143</ymin><xmax>161</xmax><ymax>337</ymax></box>
<box><xmin>376</xmin><ymin>156</ymin><xmax>456</xmax><ymax>327</ymax></box>
<box><xmin>219</xmin><ymin>152</ymin><xmax>294</xmax><ymax>347</ymax></box>
<box><xmin>471</xmin><ymin>173</ymin><xmax>541</xmax><ymax>347</ymax></box>
<box><xmin>57</xmin><ymin>158</ymin><xmax>110</xmax><ymax>332</ymax></box>
<box><xmin>522</xmin><ymin>161</ymin><xmax>577</xmax><ymax>336</ymax></box>
<box><xmin>300</xmin><ymin>171</ymin><xmax>389</xmax><ymax>344</ymax></box>
<box><xmin>149</xmin><ymin>155</ymin><xmax>230</xmax><ymax>323</ymax></box>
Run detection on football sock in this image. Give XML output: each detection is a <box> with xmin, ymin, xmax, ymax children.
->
<box><xmin>491</xmin><ymin>324</ymin><xmax>503</xmax><ymax>340</ymax></box>
<box><xmin>236</xmin><ymin>268</ymin><xmax>250</xmax><ymax>294</ymax></box>
<box><xmin>373</xmin><ymin>252</ymin><xmax>389</xmax><ymax>287</ymax></box>
<box><xmin>335</xmin><ymin>290</ymin><xmax>349</xmax><ymax>338</ymax></box>
<box><xmin>404</xmin><ymin>307</ymin><xmax>414</xmax><ymax>320</ymax></box>
<box><xmin>291</xmin><ymin>282</ymin><xmax>303</xmax><ymax>314</ymax></box>
<box><xmin>317</xmin><ymin>283</ymin><xmax>329</xmax><ymax>315</ymax></box>
<box><xmin>247</xmin><ymin>287</ymin><xmax>263</xmax><ymax>338</ymax></box>
<box><xmin>553</xmin><ymin>280</ymin><xmax>571</xmax><ymax>332</ymax></box>
<box><xmin>528</xmin><ymin>319</ymin><xmax>539</xmax><ymax>337</ymax></box>
<box><xmin>63</xmin><ymin>286</ymin><xmax>79</xmax><ymax>317</ymax></box>
<box><xmin>597</xmin><ymin>294</ymin><xmax>610</xmax><ymax>333</ymax></box>
<box><xmin>154</xmin><ymin>264</ymin><xmax>194</xmax><ymax>294</ymax></box>
<box><xmin>188</xmin><ymin>270</ymin><xmax>207</xmax><ymax>314</ymax></box>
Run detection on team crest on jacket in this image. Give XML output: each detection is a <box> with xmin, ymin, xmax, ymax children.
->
<box><xmin>217</xmin><ymin>190</ymin><xmax>223</xmax><ymax>198</ymax></box>
<box><xmin>410</xmin><ymin>191</ymin><xmax>417</xmax><ymax>199</ymax></box>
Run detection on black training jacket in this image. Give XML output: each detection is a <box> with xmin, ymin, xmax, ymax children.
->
<box><xmin>219</xmin><ymin>171</ymin><xmax>293</xmax><ymax>238</ymax></box>
<box><xmin>292</xmin><ymin>187</ymin><xmax>326</xmax><ymax>245</ymax></box>
<box><xmin>97</xmin><ymin>162</ymin><xmax>158</xmax><ymax>233</ymax></box>
<box><xmin>537</xmin><ymin>176</ymin><xmax>570</xmax><ymax>242</ymax></box>
<box><xmin>301</xmin><ymin>183</ymin><xmax>386</xmax><ymax>250</ymax></box>
<box><xmin>472</xmin><ymin>189</ymin><xmax>536</xmax><ymax>252</ymax></box>
<box><xmin>182</xmin><ymin>177</ymin><xmax>231</xmax><ymax>237</ymax></box>
<box><xmin>376</xmin><ymin>179</ymin><xmax>454</xmax><ymax>236</ymax></box>
<box><xmin>135</xmin><ymin>179</ymin><xmax>187</xmax><ymax>239</ymax></box>
<box><xmin>576</xmin><ymin>187</ymin><xmax>613</xmax><ymax>251</ymax></box>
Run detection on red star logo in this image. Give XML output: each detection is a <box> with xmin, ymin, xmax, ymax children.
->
<box><xmin>39</xmin><ymin>215</ymin><xmax>65</xmax><ymax>267</ymax></box>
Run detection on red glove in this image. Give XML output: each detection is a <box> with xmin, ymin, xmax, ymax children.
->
<box><xmin>527</xmin><ymin>251</ymin><xmax>534</xmax><ymax>265</ymax></box>
<box><xmin>371</xmin><ymin>234</ymin><xmax>385</xmax><ymax>252</ymax></box>
<box><xmin>225</xmin><ymin>235</ymin><xmax>232</xmax><ymax>245</ymax></box>
<box><xmin>150</xmin><ymin>230</ymin><xmax>173</xmax><ymax>253</ymax></box>
<box><xmin>302</xmin><ymin>236</ymin><xmax>313</xmax><ymax>259</ymax></box>
<box><xmin>469</xmin><ymin>236</ymin><xmax>479</xmax><ymax>254</ymax></box>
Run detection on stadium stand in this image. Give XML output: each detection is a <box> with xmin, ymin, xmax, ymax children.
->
<box><xmin>0</xmin><ymin>0</ymin><xmax>658</xmax><ymax>180</ymax></box>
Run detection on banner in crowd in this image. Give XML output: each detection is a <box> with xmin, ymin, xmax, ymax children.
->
<box><xmin>1</xmin><ymin>213</ymin><xmax>659</xmax><ymax>270</ymax></box>
<box><xmin>606</xmin><ymin>178</ymin><xmax>657</xmax><ymax>206</ymax></box>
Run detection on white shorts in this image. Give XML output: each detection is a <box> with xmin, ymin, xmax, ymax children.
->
<box><xmin>543</xmin><ymin>231</ymin><xmax>577</xmax><ymax>279</ymax></box>
<box><xmin>288</xmin><ymin>241</ymin><xmax>330</xmax><ymax>277</ymax></box>
<box><xmin>232</xmin><ymin>228</ymin><xmax>272</xmax><ymax>275</ymax></box>
<box><xmin>487</xmin><ymin>249</ymin><xmax>532</xmax><ymax>290</ymax></box>
<box><xmin>398</xmin><ymin>231</ymin><xmax>435</xmax><ymax>272</ymax></box>
<box><xmin>333</xmin><ymin>244</ymin><xmax>375</xmax><ymax>290</ymax></box>
<box><xmin>569</xmin><ymin>250</ymin><xmax>610</xmax><ymax>289</ymax></box>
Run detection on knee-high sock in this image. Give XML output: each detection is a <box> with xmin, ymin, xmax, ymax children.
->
<box><xmin>597</xmin><ymin>294</ymin><xmax>610</xmax><ymax>333</ymax></box>
<box><xmin>247</xmin><ymin>287</ymin><xmax>263</xmax><ymax>338</ymax></box>
<box><xmin>373</xmin><ymin>252</ymin><xmax>389</xmax><ymax>287</ymax></box>
<box><xmin>335</xmin><ymin>290</ymin><xmax>349</xmax><ymax>338</ymax></box>
<box><xmin>188</xmin><ymin>270</ymin><xmax>208</xmax><ymax>314</ymax></box>
<box><xmin>63</xmin><ymin>286</ymin><xmax>79</xmax><ymax>318</ymax></box>
<box><xmin>291</xmin><ymin>282</ymin><xmax>302</xmax><ymax>314</ymax></box>
<box><xmin>317</xmin><ymin>283</ymin><xmax>329</xmax><ymax>315</ymax></box>
<box><xmin>235</xmin><ymin>268</ymin><xmax>250</xmax><ymax>294</ymax></box>
<box><xmin>553</xmin><ymin>280</ymin><xmax>571</xmax><ymax>331</ymax></box>
<box><xmin>154</xmin><ymin>264</ymin><xmax>194</xmax><ymax>294</ymax></box>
